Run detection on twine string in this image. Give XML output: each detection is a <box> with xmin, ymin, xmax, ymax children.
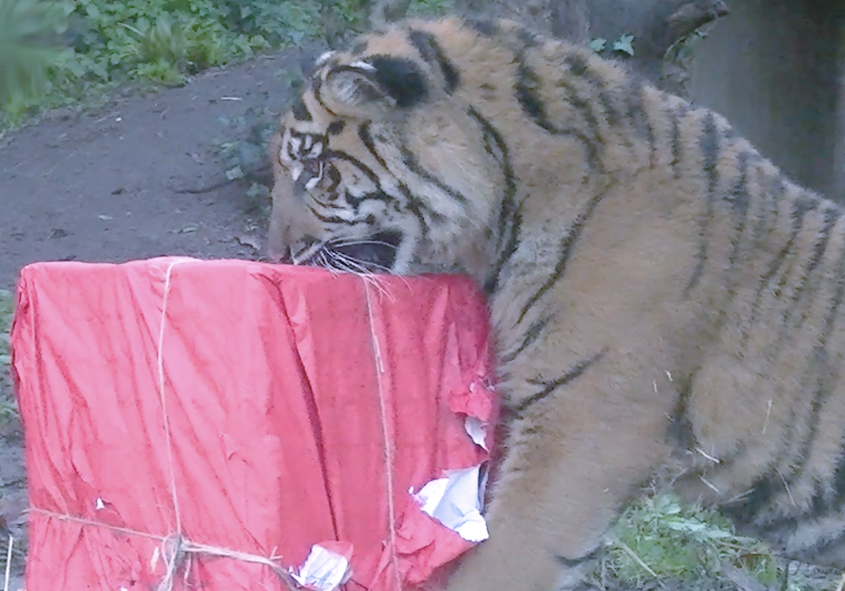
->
<box><xmin>151</xmin><ymin>260</ymin><xmax>299</xmax><ymax>590</ymax></box>
<box><xmin>362</xmin><ymin>280</ymin><xmax>403</xmax><ymax>591</ymax></box>
<box><xmin>26</xmin><ymin>509</ymin><xmax>299</xmax><ymax>590</ymax></box>
<box><xmin>158</xmin><ymin>260</ymin><xmax>186</xmax><ymax>536</ymax></box>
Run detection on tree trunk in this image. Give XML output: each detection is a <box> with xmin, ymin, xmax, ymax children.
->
<box><xmin>367</xmin><ymin>0</ymin><xmax>729</xmax><ymax>97</ymax></box>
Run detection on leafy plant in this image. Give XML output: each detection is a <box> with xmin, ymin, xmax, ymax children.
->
<box><xmin>120</xmin><ymin>15</ymin><xmax>188</xmax><ymax>85</ymax></box>
<box><xmin>211</xmin><ymin>105</ymin><xmax>278</xmax><ymax>214</ymax></box>
<box><xmin>589</xmin><ymin>492</ymin><xmax>843</xmax><ymax>591</ymax></box>
<box><xmin>406</xmin><ymin>0</ymin><xmax>453</xmax><ymax>18</ymax></box>
<box><xmin>0</xmin><ymin>289</ymin><xmax>12</xmax><ymax>369</ymax></box>
<box><xmin>0</xmin><ymin>289</ymin><xmax>18</xmax><ymax>423</ymax></box>
<box><xmin>588</xmin><ymin>38</ymin><xmax>607</xmax><ymax>52</ymax></box>
<box><xmin>612</xmin><ymin>34</ymin><xmax>634</xmax><ymax>56</ymax></box>
<box><xmin>0</xmin><ymin>0</ymin><xmax>460</xmax><ymax>127</ymax></box>
<box><xmin>588</xmin><ymin>34</ymin><xmax>635</xmax><ymax>57</ymax></box>
<box><xmin>0</xmin><ymin>0</ymin><xmax>71</xmax><ymax>106</ymax></box>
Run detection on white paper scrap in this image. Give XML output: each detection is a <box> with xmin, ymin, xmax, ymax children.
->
<box><xmin>290</xmin><ymin>544</ymin><xmax>352</xmax><ymax>591</ymax></box>
<box><xmin>464</xmin><ymin>416</ymin><xmax>488</xmax><ymax>451</ymax></box>
<box><xmin>413</xmin><ymin>465</ymin><xmax>489</xmax><ymax>543</ymax></box>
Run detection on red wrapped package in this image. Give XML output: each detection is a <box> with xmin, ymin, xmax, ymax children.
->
<box><xmin>11</xmin><ymin>257</ymin><xmax>498</xmax><ymax>591</ymax></box>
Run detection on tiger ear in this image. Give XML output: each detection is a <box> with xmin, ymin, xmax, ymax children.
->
<box><xmin>324</xmin><ymin>66</ymin><xmax>395</xmax><ymax>114</ymax></box>
<box><xmin>322</xmin><ymin>56</ymin><xmax>428</xmax><ymax>118</ymax></box>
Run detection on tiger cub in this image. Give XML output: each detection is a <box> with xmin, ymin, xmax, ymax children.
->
<box><xmin>267</xmin><ymin>16</ymin><xmax>845</xmax><ymax>590</ymax></box>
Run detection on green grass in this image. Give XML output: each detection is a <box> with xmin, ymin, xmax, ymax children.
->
<box><xmin>603</xmin><ymin>494</ymin><xmax>777</xmax><ymax>588</ymax></box>
<box><xmin>0</xmin><ymin>289</ymin><xmax>17</xmax><ymax>423</ymax></box>
<box><xmin>0</xmin><ymin>289</ymin><xmax>12</xmax><ymax>366</ymax></box>
<box><xmin>0</xmin><ymin>0</ymin><xmax>455</xmax><ymax>132</ymax></box>
<box><xmin>593</xmin><ymin>492</ymin><xmax>841</xmax><ymax>591</ymax></box>
<box><xmin>1</xmin><ymin>0</ymin><xmax>324</xmax><ymax>128</ymax></box>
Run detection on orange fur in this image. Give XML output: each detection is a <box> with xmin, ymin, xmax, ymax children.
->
<box><xmin>269</xmin><ymin>16</ymin><xmax>845</xmax><ymax>588</ymax></box>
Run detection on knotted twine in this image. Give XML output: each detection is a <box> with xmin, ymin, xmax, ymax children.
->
<box><xmin>28</xmin><ymin>260</ymin><xmax>405</xmax><ymax>591</ymax></box>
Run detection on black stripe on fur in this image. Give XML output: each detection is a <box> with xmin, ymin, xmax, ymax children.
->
<box><xmin>512</xmin><ymin>350</ymin><xmax>607</xmax><ymax>415</ymax></box>
<box><xmin>408</xmin><ymin>29</ymin><xmax>460</xmax><ymax>94</ymax></box>
<box><xmin>291</xmin><ymin>96</ymin><xmax>312</xmax><ymax>121</ymax></box>
<box><xmin>357</xmin><ymin>123</ymin><xmax>441</xmax><ymax>231</ymax></box>
<box><xmin>465</xmin><ymin>107</ymin><xmax>519</xmax><ymax>294</ymax></box>
<box><xmin>398</xmin><ymin>140</ymin><xmax>468</xmax><ymax>204</ymax></box>
<box><xmin>741</xmin><ymin>193</ymin><xmax>819</xmax><ymax>347</ymax></box>
<box><xmin>516</xmin><ymin>191</ymin><xmax>605</xmax><ymax>324</ymax></box>
<box><xmin>686</xmin><ymin>111</ymin><xmax>720</xmax><ymax>293</ymax></box>
<box><xmin>501</xmin><ymin>314</ymin><xmax>554</xmax><ymax>365</ymax></box>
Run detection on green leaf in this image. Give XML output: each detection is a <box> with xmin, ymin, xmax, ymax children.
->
<box><xmin>588</xmin><ymin>38</ymin><xmax>606</xmax><ymax>52</ymax></box>
<box><xmin>245</xmin><ymin>182</ymin><xmax>269</xmax><ymax>201</ymax></box>
<box><xmin>613</xmin><ymin>34</ymin><xmax>635</xmax><ymax>56</ymax></box>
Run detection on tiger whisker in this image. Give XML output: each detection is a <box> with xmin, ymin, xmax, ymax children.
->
<box><xmin>325</xmin><ymin>251</ymin><xmax>395</xmax><ymax>301</ymax></box>
<box><xmin>316</xmin><ymin>251</ymin><xmax>340</xmax><ymax>275</ymax></box>
<box><xmin>327</xmin><ymin>252</ymin><xmax>387</xmax><ymax>285</ymax></box>
<box><xmin>361</xmin><ymin>270</ymin><xmax>396</xmax><ymax>302</ymax></box>
<box><xmin>330</xmin><ymin>248</ymin><xmax>411</xmax><ymax>292</ymax></box>
<box><xmin>325</xmin><ymin>250</ymin><xmax>372</xmax><ymax>273</ymax></box>
<box><xmin>329</xmin><ymin>238</ymin><xmax>400</xmax><ymax>251</ymax></box>
<box><xmin>327</xmin><ymin>248</ymin><xmax>396</xmax><ymax>275</ymax></box>
<box><xmin>333</xmin><ymin>253</ymin><xmax>411</xmax><ymax>302</ymax></box>
<box><xmin>325</xmin><ymin>251</ymin><xmax>378</xmax><ymax>280</ymax></box>
<box><xmin>321</xmin><ymin>251</ymin><xmax>352</xmax><ymax>274</ymax></box>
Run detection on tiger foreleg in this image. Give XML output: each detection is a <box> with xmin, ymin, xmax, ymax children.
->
<box><xmin>445</xmin><ymin>358</ymin><xmax>676</xmax><ymax>591</ymax></box>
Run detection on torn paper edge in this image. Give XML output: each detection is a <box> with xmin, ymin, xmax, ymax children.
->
<box><xmin>290</xmin><ymin>544</ymin><xmax>353</xmax><ymax>591</ymax></box>
<box><xmin>464</xmin><ymin>416</ymin><xmax>487</xmax><ymax>451</ymax></box>
<box><xmin>457</xmin><ymin>380</ymin><xmax>496</xmax><ymax>451</ymax></box>
<box><xmin>411</xmin><ymin>465</ymin><xmax>489</xmax><ymax>543</ymax></box>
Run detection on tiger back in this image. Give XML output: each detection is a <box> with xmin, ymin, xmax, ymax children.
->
<box><xmin>268</xmin><ymin>16</ymin><xmax>845</xmax><ymax>590</ymax></box>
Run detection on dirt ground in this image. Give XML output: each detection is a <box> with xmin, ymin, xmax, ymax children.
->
<box><xmin>0</xmin><ymin>46</ymin><xmax>321</xmax><ymax>588</ymax></box>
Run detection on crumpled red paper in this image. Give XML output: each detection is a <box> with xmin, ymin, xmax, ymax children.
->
<box><xmin>11</xmin><ymin>257</ymin><xmax>498</xmax><ymax>591</ymax></box>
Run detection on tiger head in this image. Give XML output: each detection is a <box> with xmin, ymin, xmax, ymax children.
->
<box><xmin>267</xmin><ymin>19</ymin><xmax>510</xmax><ymax>277</ymax></box>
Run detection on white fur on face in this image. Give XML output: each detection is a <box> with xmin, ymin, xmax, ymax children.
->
<box><xmin>349</xmin><ymin>60</ymin><xmax>375</xmax><ymax>71</ymax></box>
<box><xmin>290</xmin><ymin>162</ymin><xmax>304</xmax><ymax>182</ymax></box>
<box><xmin>315</xmin><ymin>51</ymin><xmax>335</xmax><ymax>67</ymax></box>
<box><xmin>305</xmin><ymin>163</ymin><xmax>323</xmax><ymax>190</ymax></box>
